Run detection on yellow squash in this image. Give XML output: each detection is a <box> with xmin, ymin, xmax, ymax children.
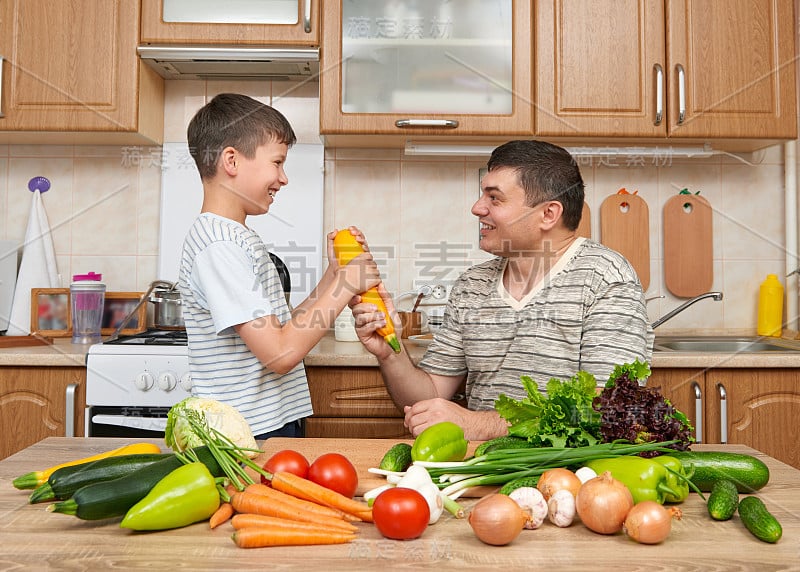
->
<box><xmin>333</xmin><ymin>229</ymin><xmax>401</xmax><ymax>353</ymax></box>
<box><xmin>12</xmin><ymin>442</ymin><xmax>163</xmax><ymax>489</ymax></box>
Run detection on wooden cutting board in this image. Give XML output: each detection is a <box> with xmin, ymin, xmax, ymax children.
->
<box><xmin>600</xmin><ymin>193</ymin><xmax>650</xmax><ymax>290</ymax></box>
<box><xmin>576</xmin><ymin>202</ymin><xmax>591</xmax><ymax>239</ymax></box>
<box><xmin>254</xmin><ymin>438</ymin><xmax>492</xmax><ymax>497</ymax></box>
<box><xmin>663</xmin><ymin>194</ymin><xmax>714</xmax><ymax>297</ymax></box>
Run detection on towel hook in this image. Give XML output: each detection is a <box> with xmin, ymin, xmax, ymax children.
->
<box><xmin>28</xmin><ymin>176</ymin><xmax>51</xmax><ymax>193</ymax></box>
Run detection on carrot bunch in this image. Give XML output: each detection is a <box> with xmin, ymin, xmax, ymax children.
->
<box><xmin>212</xmin><ymin>473</ymin><xmax>372</xmax><ymax>549</ymax></box>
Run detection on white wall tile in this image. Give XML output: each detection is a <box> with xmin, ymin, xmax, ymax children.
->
<box><xmin>72</xmin><ymin>157</ymin><xmax>139</xmax><ymax>256</ymax></box>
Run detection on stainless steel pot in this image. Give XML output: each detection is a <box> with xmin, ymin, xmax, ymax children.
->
<box><xmin>149</xmin><ymin>284</ymin><xmax>184</xmax><ymax>330</ymax></box>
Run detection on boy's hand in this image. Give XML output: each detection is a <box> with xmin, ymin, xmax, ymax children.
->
<box><xmin>337</xmin><ymin>252</ymin><xmax>381</xmax><ymax>297</ymax></box>
<box><xmin>326</xmin><ymin>226</ymin><xmax>371</xmax><ymax>270</ymax></box>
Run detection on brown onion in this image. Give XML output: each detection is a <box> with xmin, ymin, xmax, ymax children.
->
<box><xmin>623</xmin><ymin>501</ymin><xmax>683</xmax><ymax>544</ymax></box>
<box><xmin>468</xmin><ymin>494</ymin><xmax>530</xmax><ymax>545</ymax></box>
<box><xmin>537</xmin><ymin>468</ymin><xmax>582</xmax><ymax>500</ymax></box>
<box><xmin>575</xmin><ymin>471</ymin><xmax>634</xmax><ymax>534</ymax></box>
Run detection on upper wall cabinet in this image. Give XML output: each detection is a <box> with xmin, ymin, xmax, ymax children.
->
<box><xmin>535</xmin><ymin>0</ymin><xmax>797</xmax><ymax>149</ymax></box>
<box><xmin>140</xmin><ymin>0</ymin><xmax>319</xmax><ymax>45</ymax></box>
<box><xmin>320</xmin><ymin>0</ymin><xmax>532</xmax><ymax>145</ymax></box>
<box><xmin>0</xmin><ymin>0</ymin><xmax>164</xmax><ymax>145</ymax></box>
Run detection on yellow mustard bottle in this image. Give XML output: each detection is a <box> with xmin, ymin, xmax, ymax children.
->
<box><xmin>757</xmin><ymin>274</ymin><xmax>783</xmax><ymax>337</ymax></box>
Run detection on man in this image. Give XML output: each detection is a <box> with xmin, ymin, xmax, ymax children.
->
<box><xmin>352</xmin><ymin>140</ymin><xmax>653</xmax><ymax>440</ymax></box>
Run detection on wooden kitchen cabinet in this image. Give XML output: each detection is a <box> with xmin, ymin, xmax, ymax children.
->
<box><xmin>647</xmin><ymin>368</ymin><xmax>800</xmax><ymax>470</ymax></box>
<box><xmin>0</xmin><ymin>367</ymin><xmax>85</xmax><ymax>460</ymax></box>
<box><xmin>535</xmin><ymin>0</ymin><xmax>797</xmax><ymax>148</ymax></box>
<box><xmin>319</xmin><ymin>0</ymin><xmax>533</xmax><ymax>145</ymax></box>
<box><xmin>304</xmin><ymin>366</ymin><xmax>411</xmax><ymax>439</ymax></box>
<box><xmin>140</xmin><ymin>0</ymin><xmax>319</xmax><ymax>46</ymax></box>
<box><xmin>0</xmin><ymin>0</ymin><xmax>163</xmax><ymax>145</ymax></box>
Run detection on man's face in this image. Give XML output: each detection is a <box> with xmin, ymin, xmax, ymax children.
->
<box><xmin>472</xmin><ymin>167</ymin><xmax>542</xmax><ymax>256</ymax></box>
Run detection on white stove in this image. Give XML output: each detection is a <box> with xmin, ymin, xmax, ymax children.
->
<box><xmin>85</xmin><ymin>330</ymin><xmax>191</xmax><ymax>436</ymax></box>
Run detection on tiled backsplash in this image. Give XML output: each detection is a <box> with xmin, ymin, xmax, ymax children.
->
<box><xmin>0</xmin><ymin>80</ymin><xmax>792</xmax><ymax>332</ymax></box>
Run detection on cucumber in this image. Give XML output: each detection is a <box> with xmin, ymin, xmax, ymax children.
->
<box><xmin>738</xmin><ymin>496</ymin><xmax>782</xmax><ymax>543</ymax></box>
<box><xmin>706</xmin><ymin>479</ymin><xmax>739</xmax><ymax>521</ymax></box>
<box><xmin>29</xmin><ymin>453</ymin><xmax>173</xmax><ymax>503</ymax></box>
<box><xmin>474</xmin><ymin>435</ymin><xmax>534</xmax><ymax>457</ymax></box>
<box><xmin>499</xmin><ymin>476</ymin><xmax>540</xmax><ymax>496</ymax></box>
<box><xmin>47</xmin><ymin>447</ymin><xmax>222</xmax><ymax>520</ymax></box>
<box><xmin>378</xmin><ymin>443</ymin><xmax>413</xmax><ymax>472</ymax></box>
<box><xmin>669</xmin><ymin>451</ymin><xmax>769</xmax><ymax>492</ymax></box>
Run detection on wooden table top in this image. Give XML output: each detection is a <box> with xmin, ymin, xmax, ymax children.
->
<box><xmin>1</xmin><ymin>437</ymin><xmax>797</xmax><ymax>570</ymax></box>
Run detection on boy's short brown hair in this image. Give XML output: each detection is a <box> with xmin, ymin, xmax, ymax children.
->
<box><xmin>187</xmin><ymin>93</ymin><xmax>297</xmax><ymax>180</ymax></box>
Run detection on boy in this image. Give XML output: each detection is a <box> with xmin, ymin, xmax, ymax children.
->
<box><xmin>179</xmin><ymin>93</ymin><xmax>379</xmax><ymax>439</ymax></box>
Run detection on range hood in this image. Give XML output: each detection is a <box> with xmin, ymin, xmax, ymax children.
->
<box><xmin>137</xmin><ymin>45</ymin><xmax>319</xmax><ymax>81</ymax></box>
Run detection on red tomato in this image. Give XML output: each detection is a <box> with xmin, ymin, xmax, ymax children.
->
<box><xmin>307</xmin><ymin>453</ymin><xmax>358</xmax><ymax>498</ymax></box>
<box><xmin>260</xmin><ymin>450</ymin><xmax>310</xmax><ymax>484</ymax></box>
<box><xmin>372</xmin><ymin>488</ymin><xmax>430</xmax><ymax>540</ymax></box>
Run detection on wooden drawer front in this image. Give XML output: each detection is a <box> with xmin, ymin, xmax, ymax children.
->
<box><xmin>305</xmin><ymin>418</ymin><xmax>410</xmax><ymax>440</ymax></box>
<box><xmin>306</xmin><ymin>367</ymin><xmax>401</xmax><ymax>418</ymax></box>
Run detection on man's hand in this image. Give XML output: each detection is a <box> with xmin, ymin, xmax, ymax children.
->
<box><xmin>351</xmin><ymin>282</ymin><xmax>398</xmax><ymax>359</ymax></box>
<box><xmin>403</xmin><ymin>398</ymin><xmax>509</xmax><ymax>441</ymax></box>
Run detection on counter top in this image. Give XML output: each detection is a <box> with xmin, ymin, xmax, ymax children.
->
<box><xmin>304</xmin><ymin>333</ymin><xmax>427</xmax><ymax>366</ymax></box>
<box><xmin>1</xmin><ymin>437</ymin><xmax>797</xmax><ymax>570</ymax></box>
<box><xmin>3</xmin><ymin>331</ymin><xmax>800</xmax><ymax>369</ymax></box>
<box><xmin>0</xmin><ymin>338</ymin><xmax>89</xmax><ymax>367</ymax></box>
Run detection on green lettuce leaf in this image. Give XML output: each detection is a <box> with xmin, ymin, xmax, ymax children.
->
<box><xmin>494</xmin><ymin>371</ymin><xmax>602</xmax><ymax>448</ymax></box>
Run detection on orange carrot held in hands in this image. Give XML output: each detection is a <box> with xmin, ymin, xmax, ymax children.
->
<box><xmin>333</xmin><ymin>229</ymin><xmax>401</xmax><ymax>353</ymax></box>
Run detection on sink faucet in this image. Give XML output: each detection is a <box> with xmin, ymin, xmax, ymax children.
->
<box><xmin>651</xmin><ymin>292</ymin><xmax>723</xmax><ymax>329</ymax></box>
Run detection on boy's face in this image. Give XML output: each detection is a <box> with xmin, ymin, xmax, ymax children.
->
<box><xmin>233</xmin><ymin>140</ymin><xmax>290</xmax><ymax>217</ymax></box>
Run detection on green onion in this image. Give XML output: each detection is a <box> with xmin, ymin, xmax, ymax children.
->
<box><xmin>428</xmin><ymin>440</ymin><xmax>677</xmax><ymax>496</ymax></box>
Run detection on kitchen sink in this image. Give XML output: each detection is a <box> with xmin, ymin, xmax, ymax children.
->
<box><xmin>653</xmin><ymin>336</ymin><xmax>800</xmax><ymax>353</ymax></box>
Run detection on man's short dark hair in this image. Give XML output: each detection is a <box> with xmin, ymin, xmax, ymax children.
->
<box><xmin>187</xmin><ymin>93</ymin><xmax>297</xmax><ymax>180</ymax></box>
<box><xmin>487</xmin><ymin>140</ymin><xmax>585</xmax><ymax>231</ymax></box>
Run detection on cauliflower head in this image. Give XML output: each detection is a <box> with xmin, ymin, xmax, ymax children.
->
<box><xmin>164</xmin><ymin>397</ymin><xmax>258</xmax><ymax>457</ymax></box>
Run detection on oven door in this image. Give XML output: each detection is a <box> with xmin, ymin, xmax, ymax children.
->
<box><xmin>86</xmin><ymin>406</ymin><xmax>171</xmax><ymax>438</ymax></box>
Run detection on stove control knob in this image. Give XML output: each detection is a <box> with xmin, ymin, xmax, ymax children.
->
<box><xmin>179</xmin><ymin>372</ymin><xmax>192</xmax><ymax>392</ymax></box>
<box><xmin>158</xmin><ymin>371</ymin><xmax>177</xmax><ymax>391</ymax></box>
<box><xmin>135</xmin><ymin>372</ymin><xmax>155</xmax><ymax>391</ymax></box>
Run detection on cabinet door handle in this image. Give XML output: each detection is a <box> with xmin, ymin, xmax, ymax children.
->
<box><xmin>65</xmin><ymin>383</ymin><xmax>78</xmax><ymax>437</ymax></box>
<box><xmin>0</xmin><ymin>56</ymin><xmax>4</xmax><ymax>118</ymax></box>
<box><xmin>303</xmin><ymin>0</ymin><xmax>312</xmax><ymax>34</ymax></box>
<box><xmin>676</xmin><ymin>64</ymin><xmax>686</xmax><ymax>125</ymax></box>
<box><xmin>691</xmin><ymin>381</ymin><xmax>702</xmax><ymax>444</ymax></box>
<box><xmin>394</xmin><ymin>119</ymin><xmax>459</xmax><ymax>129</ymax></box>
<box><xmin>653</xmin><ymin>63</ymin><xmax>663</xmax><ymax>125</ymax></box>
<box><xmin>717</xmin><ymin>382</ymin><xmax>727</xmax><ymax>444</ymax></box>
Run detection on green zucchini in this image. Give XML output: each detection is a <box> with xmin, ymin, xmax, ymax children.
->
<box><xmin>669</xmin><ymin>451</ymin><xmax>769</xmax><ymax>492</ymax></box>
<box><xmin>378</xmin><ymin>443</ymin><xmax>413</xmax><ymax>472</ymax></box>
<box><xmin>498</xmin><ymin>476</ymin><xmax>540</xmax><ymax>496</ymax></box>
<box><xmin>29</xmin><ymin>453</ymin><xmax>173</xmax><ymax>503</ymax></box>
<box><xmin>474</xmin><ymin>435</ymin><xmax>535</xmax><ymax>457</ymax></box>
<box><xmin>706</xmin><ymin>479</ymin><xmax>739</xmax><ymax>521</ymax></box>
<box><xmin>738</xmin><ymin>496</ymin><xmax>782</xmax><ymax>543</ymax></box>
<box><xmin>46</xmin><ymin>447</ymin><xmax>222</xmax><ymax>520</ymax></box>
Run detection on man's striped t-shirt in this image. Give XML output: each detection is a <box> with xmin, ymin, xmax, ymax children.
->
<box><xmin>418</xmin><ymin>238</ymin><xmax>654</xmax><ymax>411</ymax></box>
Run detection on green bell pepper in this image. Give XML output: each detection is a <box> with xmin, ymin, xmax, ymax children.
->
<box><xmin>651</xmin><ymin>455</ymin><xmax>693</xmax><ymax>503</ymax></box>
<box><xmin>120</xmin><ymin>462</ymin><xmax>220</xmax><ymax>530</ymax></box>
<box><xmin>410</xmin><ymin>421</ymin><xmax>469</xmax><ymax>463</ymax></box>
<box><xmin>584</xmin><ymin>456</ymin><xmax>682</xmax><ymax>505</ymax></box>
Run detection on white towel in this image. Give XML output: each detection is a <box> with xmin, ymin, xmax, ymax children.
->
<box><xmin>6</xmin><ymin>190</ymin><xmax>60</xmax><ymax>336</ymax></box>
